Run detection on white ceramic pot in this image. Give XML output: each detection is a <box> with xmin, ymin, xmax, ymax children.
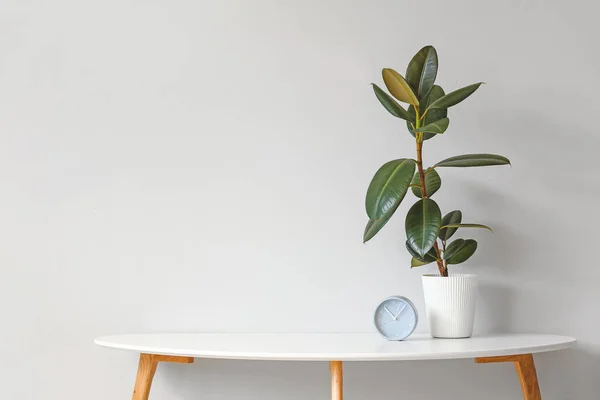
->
<box><xmin>422</xmin><ymin>274</ymin><xmax>479</xmax><ymax>338</ymax></box>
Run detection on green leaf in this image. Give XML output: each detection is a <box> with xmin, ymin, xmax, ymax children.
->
<box><xmin>371</xmin><ymin>84</ymin><xmax>414</xmax><ymax>122</ymax></box>
<box><xmin>435</xmin><ymin>154</ymin><xmax>511</xmax><ymax>167</ymax></box>
<box><xmin>444</xmin><ymin>238</ymin><xmax>466</xmax><ymax>260</ymax></box>
<box><xmin>426</xmin><ymin>82</ymin><xmax>483</xmax><ymax>111</ymax></box>
<box><xmin>446</xmin><ymin>239</ymin><xmax>478</xmax><ymax>264</ymax></box>
<box><xmin>405</xmin><ymin>45</ymin><xmax>438</xmax><ymax>100</ymax></box>
<box><xmin>405</xmin><ymin>199</ymin><xmax>442</xmax><ymax>258</ymax></box>
<box><xmin>406</xmin><ymin>105</ymin><xmax>418</xmax><ymax>135</ymax></box>
<box><xmin>405</xmin><ymin>241</ymin><xmax>437</xmax><ymax>263</ymax></box>
<box><xmin>382</xmin><ymin>69</ymin><xmax>419</xmax><ymax>106</ymax></box>
<box><xmin>411</xmin><ymin>168</ymin><xmax>441</xmax><ymax>198</ymax></box>
<box><xmin>440</xmin><ymin>223</ymin><xmax>493</xmax><ymax>232</ymax></box>
<box><xmin>439</xmin><ymin>210</ymin><xmax>462</xmax><ymax>241</ymax></box>
<box><xmin>422</xmin><ymin>85</ymin><xmax>447</xmax><ymax>125</ymax></box>
<box><xmin>363</xmin><ymin>206</ymin><xmax>397</xmax><ymax>243</ymax></box>
<box><xmin>365</xmin><ymin>159</ymin><xmax>416</xmax><ymax>219</ymax></box>
<box><xmin>363</xmin><ymin>218</ymin><xmax>386</xmax><ymax>243</ymax></box>
<box><xmin>411</xmin><ymin>257</ymin><xmax>429</xmax><ymax>268</ymax></box>
<box><xmin>406</xmin><ymin>86</ymin><xmax>447</xmax><ymax>141</ymax></box>
<box><xmin>414</xmin><ymin>118</ymin><xmax>449</xmax><ymax>135</ymax></box>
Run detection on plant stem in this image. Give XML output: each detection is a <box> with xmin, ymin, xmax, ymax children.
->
<box><xmin>415</xmin><ymin>138</ymin><xmax>427</xmax><ymax>198</ymax></box>
<box><xmin>415</xmin><ymin>111</ymin><xmax>447</xmax><ymax>277</ymax></box>
<box><xmin>442</xmin><ymin>240</ymin><xmax>448</xmax><ymax>273</ymax></box>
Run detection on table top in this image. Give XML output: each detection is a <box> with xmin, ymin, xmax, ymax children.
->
<box><xmin>94</xmin><ymin>333</ymin><xmax>576</xmax><ymax>361</ymax></box>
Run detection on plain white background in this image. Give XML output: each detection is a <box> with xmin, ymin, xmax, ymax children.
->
<box><xmin>0</xmin><ymin>0</ymin><xmax>597</xmax><ymax>398</ymax></box>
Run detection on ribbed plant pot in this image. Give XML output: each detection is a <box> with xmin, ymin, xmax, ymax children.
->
<box><xmin>422</xmin><ymin>274</ymin><xmax>479</xmax><ymax>338</ymax></box>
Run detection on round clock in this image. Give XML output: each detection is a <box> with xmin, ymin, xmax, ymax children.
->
<box><xmin>374</xmin><ymin>296</ymin><xmax>418</xmax><ymax>340</ymax></box>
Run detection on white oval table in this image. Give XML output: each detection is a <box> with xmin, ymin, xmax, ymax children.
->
<box><xmin>95</xmin><ymin>333</ymin><xmax>575</xmax><ymax>400</ymax></box>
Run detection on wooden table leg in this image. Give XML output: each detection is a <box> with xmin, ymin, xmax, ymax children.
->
<box><xmin>132</xmin><ymin>354</ymin><xmax>194</xmax><ymax>400</ymax></box>
<box><xmin>475</xmin><ymin>354</ymin><xmax>541</xmax><ymax>400</ymax></box>
<box><xmin>329</xmin><ymin>361</ymin><xmax>343</xmax><ymax>400</ymax></box>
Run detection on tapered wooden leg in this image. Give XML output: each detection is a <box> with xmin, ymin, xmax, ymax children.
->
<box><xmin>329</xmin><ymin>361</ymin><xmax>343</xmax><ymax>400</ymax></box>
<box><xmin>475</xmin><ymin>354</ymin><xmax>541</xmax><ymax>400</ymax></box>
<box><xmin>132</xmin><ymin>354</ymin><xmax>194</xmax><ymax>400</ymax></box>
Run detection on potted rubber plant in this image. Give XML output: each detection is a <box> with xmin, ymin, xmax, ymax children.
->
<box><xmin>363</xmin><ymin>45</ymin><xmax>510</xmax><ymax>338</ymax></box>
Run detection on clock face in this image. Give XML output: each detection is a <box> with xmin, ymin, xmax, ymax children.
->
<box><xmin>374</xmin><ymin>296</ymin><xmax>418</xmax><ymax>340</ymax></box>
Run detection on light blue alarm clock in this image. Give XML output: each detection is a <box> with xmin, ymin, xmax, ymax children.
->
<box><xmin>374</xmin><ymin>296</ymin><xmax>418</xmax><ymax>340</ymax></box>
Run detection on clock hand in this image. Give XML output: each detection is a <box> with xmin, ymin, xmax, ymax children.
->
<box><xmin>383</xmin><ymin>306</ymin><xmax>395</xmax><ymax>319</ymax></box>
<box><xmin>394</xmin><ymin>304</ymin><xmax>407</xmax><ymax>319</ymax></box>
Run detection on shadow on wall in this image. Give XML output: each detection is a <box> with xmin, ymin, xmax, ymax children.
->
<box><xmin>151</xmin><ymin>347</ymin><xmax>600</xmax><ymax>399</ymax></box>
<box><xmin>477</xmin><ymin>282</ymin><xmax>514</xmax><ymax>333</ymax></box>
<box><xmin>536</xmin><ymin>346</ymin><xmax>600</xmax><ymax>399</ymax></box>
<box><xmin>151</xmin><ymin>350</ymin><xmax>599</xmax><ymax>399</ymax></box>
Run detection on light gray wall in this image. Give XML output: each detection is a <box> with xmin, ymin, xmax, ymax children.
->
<box><xmin>1</xmin><ymin>0</ymin><xmax>597</xmax><ymax>399</ymax></box>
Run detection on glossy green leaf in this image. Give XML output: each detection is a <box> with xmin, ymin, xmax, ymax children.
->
<box><xmin>439</xmin><ymin>210</ymin><xmax>462</xmax><ymax>241</ymax></box>
<box><xmin>405</xmin><ymin>45</ymin><xmax>438</xmax><ymax>100</ymax></box>
<box><xmin>363</xmin><ymin>204</ymin><xmax>398</xmax><ymax>243</ymax></box>
<box><xmin>435</xmin><ymin>154</ymin><xmax>511</xmax><ymax>167</ymax></box>
<box><xmin>406</xmin><ymin>86</ymin><xmax>447</xmax><ymax>141</ymax></box>
<box><xmin>382</xmin><ymin>69</ymin><xmax>419</xmax><ymax>106</ymax></box>
<box><xmin>422</xmin><ymin>85</ymin><xmax>447</xmax><ymax>124</ymax></box>
<box><xmin>440</xmin><ymin>223</ymin><xmax>493</xmax><ymax>232</ymax></box>
<box><xmin>406</xmin><ymin>105</ymin><xmax>418</xmax><ymax>135</ymax></box>
<box><xmin>414</xmin><ymin>118</ymin><xmax>449</xmax><ymax>135</ymax></box>
<box><xmin>371</xmin><ymin>84</ymin><xmax>414</xmax><ymax>122</ymax></box>
<box><xmin>363</xmin><ymin>218</ymin><xmax>386</xmax><ymax>243</ymax></box>
<box><xmin>366</xmin><ymin>159</ymin><xmax>416</xmax><ymax>220</ymax></box>
<box><xmin>447</xmin><ymin>239</ymin><xmax>478</xmax><ymax>264</ymax></box>
<box><xmin>443</xmin><ymin>239</ymin><xmax>465</xmax><ymax>260</ymax></box>
<box><xmin>426</xmin><ymin>82</ymin><xmax>483</xmax><ymax>111</ymax></box>
<box><xmin>405</xmin><ymin>198</ymin><xmax>442</xmax><ymax>258</ymax></box>
<box><xmin>411</xmin><ymin>168</ymin><xmax>441</xmax><ymax>198</ymax></box>
<box><xmin>405</xmin><ymin>241</ymin><xmax>437</xmax><ymax>263</ymax></box>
